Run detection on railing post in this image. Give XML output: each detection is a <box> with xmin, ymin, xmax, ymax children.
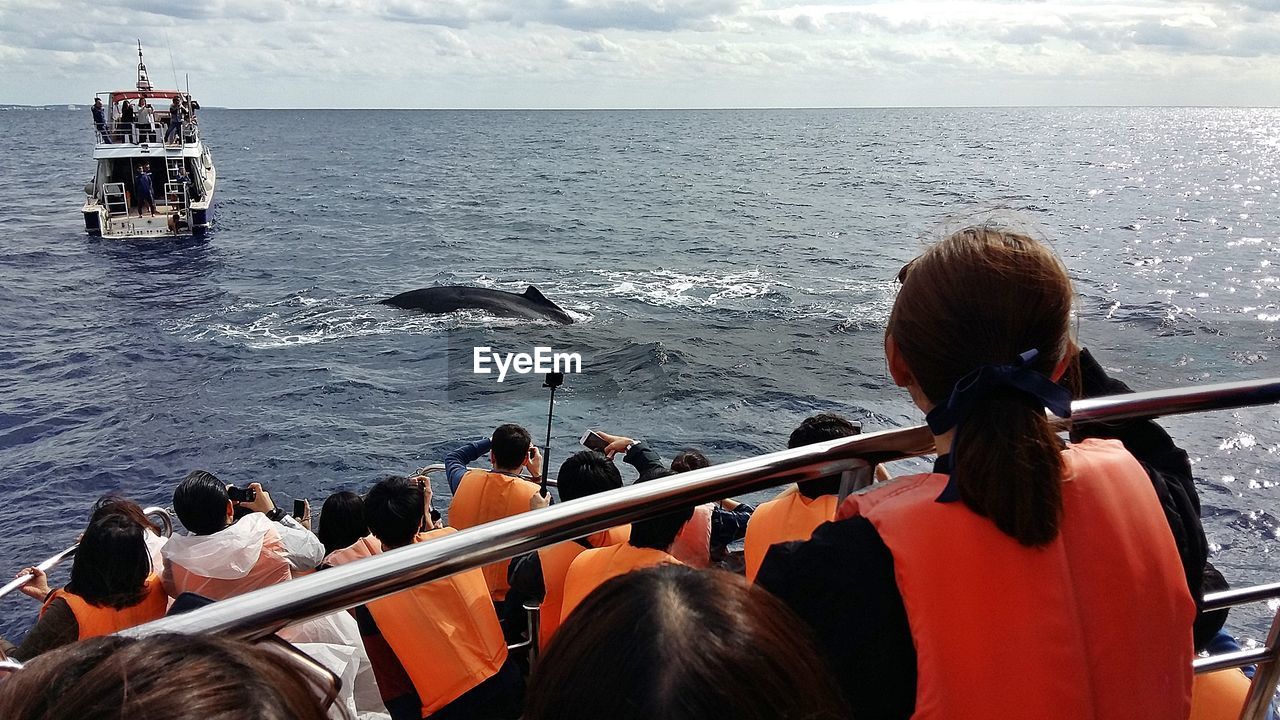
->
<box><xmin>1240</xmin><ymin>604</ymin><xmax>1280</xmax><ymax>719</ymax></box>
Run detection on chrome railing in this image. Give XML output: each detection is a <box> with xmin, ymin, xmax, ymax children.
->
<box><xmin>0</xmin><ymin>506</ymin><xmax>173</xmax><ymax>601</ymax></box>
<box><xmin>124</xmin><ymin>378</ymin><xmax>1280</xmax><ymax>714</ymax></box>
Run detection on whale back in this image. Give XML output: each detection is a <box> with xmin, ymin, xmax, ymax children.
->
<box><xmin>382</xmin><ymin>285</ymin><xmax>573</xmax><ymax>324</ymax></box>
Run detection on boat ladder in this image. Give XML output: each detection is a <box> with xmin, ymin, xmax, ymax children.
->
<box><xmin>103</xmin><ymin>183</ymin><xmax>129</xmax><ymax>217</ymax></box>
<box><xmin>164</xmin><ymin>183</ymin><xmax>188</xmax><ymax>210</ymax></box>
<box><xmin>165</xmin><ymin>158</ymin><xmax>184</xmax><ymax>186</ymax></box>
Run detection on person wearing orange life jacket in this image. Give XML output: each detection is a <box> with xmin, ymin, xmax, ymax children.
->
<box><xmin>508</xmin><ymin>449</ymin><xmax>632</xmax><ymax>649</ymax></box>
<box><xmin>316</xmin><ymin>490</ymin><xmax>368</xmax><ymax>560</ymax></box>
<box><xmin>743</xmin><ymin>413</ymin><xmax>862</xmax><ymax>583</ymax></box>
<box><xmin>758</xmin><ymin>227</ymin><xmax>1197</xmax><ymax>720</ymax></box>
<box><xmin>560</xmin><ymin>465</ymin><xmax>694</xmax><ymax>623</ymax></box>
<box><xmin>332</xmin><ymin>475</ymin><xmax>521</xmax><ymax>720</ymax></box>
<box><xmin>445</xmin><ymin>424</ymin><xmax>549</xmax><ymax>608</ymax></box>
<box><xmin>591</xmin><ymin>433</ymin><xmax>753</xmax><ymax>569</ymax></box>
<box><xmin>668</xmin><ymin>449</ymin><xmax>755</xmax><ymax>568</ymax></box>
<box><xmin>1</xmin><ymin>497</ymin><xmax>167</xmax><ymax>661</ymax></box>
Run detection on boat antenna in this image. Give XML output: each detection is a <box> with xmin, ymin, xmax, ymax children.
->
<box><xmin>540</xmin><ymin>372</ymin><xmax>565</xmax><ymax>497</ymax></box>
<box><xmin>165</xmin><ymin>30</ymin><xmax>180</xmax><ymax>91</ymax></box>
<box><xmin>136</xmin><ymin>40</ymin><xmax>153</xmax><ymax>92</ymax></box>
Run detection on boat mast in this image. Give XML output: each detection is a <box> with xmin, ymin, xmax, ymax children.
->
<box><xmin>136</xmin><ymin>40</ymin><xmax>153</xmax><ymax>92</ymax></box>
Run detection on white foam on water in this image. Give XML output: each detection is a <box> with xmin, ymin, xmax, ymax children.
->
<box><xmin>165</xmin><ymin>292</ymin><xmax>554</xmax><ymax>350</ymax></box>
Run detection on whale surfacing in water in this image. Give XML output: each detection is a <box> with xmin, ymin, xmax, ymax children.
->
<box><xmin>380</xmin><ymin>285</ymin><xmax>575</xmax><ymax>325</ymax></box>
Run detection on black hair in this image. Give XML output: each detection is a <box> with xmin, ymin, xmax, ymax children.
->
<box><xmin>557</xmin><ymin>451</ymin><xmax>623</xmax><ymax>503</ymax></box>
<box><xmin>65</xmin><ymin>498</ymin><xmax>153</xmax><ymax>609</ymax></box>
<box><xmin>629</xmin><ymin>468</ymin><xmax>694</xmax><ymax>551</ymax></box>
<box><xmin>670</xmin><ymin>450</ymin><xmax>710</xmax><ymax>473</ymax></box>
<box><xmin>788</xmin><ymin>413</ymin><xmax>862</xmax><ymax>498</ymax></box>
<box><xmin>491</xmin><ymin>424</ymin><xmax>533</xmax><ymax>470</ymax></box>
<box><xmin>317</xmin><ymin>491</ymin><xmax>367</xmax><ymax>555</ymax></box>
<box><xmin>0</xmin><ymin>634</ymin><xmax>332</xmax><ymax>720</ymax></box>
<box><xmin>364</xmin><ymin>476</ymin><xmax>424</xmax><ymax>550</ymax></box>
<box><xmin>173</xmin><ymin>470</ymin><xmax>229</xmax><ymax>536</ymax></box>
<box><xmin>526</xmin><ymin>565</ymin><xmax>848</xmax><ymax>720</ymax></box>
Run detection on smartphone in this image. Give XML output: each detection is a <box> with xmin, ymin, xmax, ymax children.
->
<box><xmin>227</xmin><ymin>485</ymin><xmax>256</xmax><ymax>503</ymax></box>
<box><xmin>293</xmin><ymin>499</ymin><xmax>307</xmax><ymax>520</ymax></box>
<box><xmin>528</xmin><ymin>446</ymin><xmax>538</xmax><ymax>459</ymax></box>
<box><xmin>580</xmin><ymin>430</ymin><xmax>608</xmax><ymax>451</ymax></box>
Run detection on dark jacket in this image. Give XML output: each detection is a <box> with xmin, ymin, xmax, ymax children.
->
<box><xmin>757</xmin><ymin>348</ymin><xmax>1213</xmax><ymax>720</ymax></box>
<box><xmin>0</xmin><ymin>596</ymin><xmax>79</xmax><ymax>662</ymax></box>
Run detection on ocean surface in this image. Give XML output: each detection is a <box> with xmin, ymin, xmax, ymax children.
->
<box><xmin>0</xmin><ymin>108</ymin><xmax>1276</xmax><ymax>643</ymax></box>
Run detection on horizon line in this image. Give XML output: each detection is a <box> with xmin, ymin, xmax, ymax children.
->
<box><xmin>5</xmin><ymin>102</ymin><xmax>1279</xmax><ymax>111</ymax></box>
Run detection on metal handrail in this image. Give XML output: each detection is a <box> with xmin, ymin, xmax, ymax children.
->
<box><xmin>124</xmin><ymin>377</ymin><xmax>1280</xmax><ymax>646</ymax></box>
<box><xmin>0</xmin><ymin>507</ymin><xmax>174</xmax><ymax>601</ymax></box>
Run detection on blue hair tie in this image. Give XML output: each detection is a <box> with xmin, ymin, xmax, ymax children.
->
<box><xmin>924</xmin><ymin>349</ymin><xmax>1073</xmax><ymax>502</ymax></box>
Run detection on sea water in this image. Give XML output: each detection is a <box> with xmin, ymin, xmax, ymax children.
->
<box><xmin>0</xmin><ymin>107</ymin><xmax>1276</xmax><ymax>641</ymax></box>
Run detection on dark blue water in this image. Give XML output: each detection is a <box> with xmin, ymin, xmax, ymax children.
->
<box><xmin>0</xmin><ymin>108</ymin><xmax>1277</xmax><ymax>643</ymax></box>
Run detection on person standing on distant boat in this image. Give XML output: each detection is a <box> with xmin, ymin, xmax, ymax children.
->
<box><xmin>165</xmin><ymin>97</ymin><xmax>185</xmax><ymax>144</ymax></box>
<box><xmin>91</xmin><ymin>98</ymin><xmax>110</xmax><ymax>143</ymax></box>
<box><xmin>117</xmin><ymin>99</ymin><xmax>135</xmax><ymax>142</ymax></box>
<box><xmin>134</xmin><ymin>163</ymin><xmax>156</xmax><ymax>217</ymax></box>
<box><xmin>136</xmin><ymin>101</ymin><xmax>155</xmax><ymax>142</ymax></box>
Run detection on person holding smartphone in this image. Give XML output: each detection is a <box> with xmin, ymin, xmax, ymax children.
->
<box><xmin>445</xmin><ymin>424</ymin><xmax>545</xmax><ymax>607</ymax></box>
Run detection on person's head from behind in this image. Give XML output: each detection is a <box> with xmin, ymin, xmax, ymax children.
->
<box><xmin>526</xmin><ymin>565</ymin><xmax>847</xmax><ymax>720</ymax></box>
<box><xmin>788</xmin><ymin>413</ymin><xmax>862</xmax><ymax>496</ymax></box>
<box><xmin>364</xmin><ymin>475</ymin><xmax>424</xmax><ymax>550</ymax></box>
<box><xmin>628</xmin><ymin>467</ymin><xmax>694</xmax><ymax>552</ymax></box>
<box><xmin>0</xmin><ymin>633</ymin><xmax>332</xmax><ymax>720</ymax></box>
<box><xmin>886</xmin><ymin>224</ymin><xmax>1074</xmax><ymax>547</ymax></box>
<box><xmin>788</xmin><ymin>412</ymin><xmax>860</xmax><ymax>449</ymax></box>
<box><xmin>66</xmin><ymin>497</ymin><xmax>152</xmax><ymax>609</ymax></box>
<box><xmin>670</xmin><ymin>449</ymin><xmax>709</xmax><ymax>473</ymax></box>
<box><xmin>94</xmin><ymin>98</ymin><xmax>102</xmax><ymax>106</ymax></box>
<box><xmin>173</xmin><ymin>470</ymin><xmax>231</xmax><ymax>536</ymax></box>
<box><xmin>490</xmin><ymin>423</ymin><xmax>532</xmax><ymax>471</ymax></box>
<box><xmin>557</xmin><ymin>451</ymin><xmax>622</xmax><ymax>503</ymax></box>
<box><xmin>317</xmin><ymin>491</ymin><xmax>367</xmax><ymax>555</ymax></box>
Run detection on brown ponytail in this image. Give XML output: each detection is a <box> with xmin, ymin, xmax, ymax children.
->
<box><xmin>887</xmin><ymin>226</ymin><xmax>1074</xmax><ymax>547</ymax></box>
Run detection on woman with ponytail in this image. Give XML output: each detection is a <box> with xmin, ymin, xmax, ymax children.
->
<box><xmin>758</xmin><ymin>226</ymin><xmax>1198</xmax><ymax>720</ymax></box>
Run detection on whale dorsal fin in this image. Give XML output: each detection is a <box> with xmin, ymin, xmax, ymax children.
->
<box><xmin>522</xmin><ymin>286</ymin><xmax>553</xmax><ymax>306</ymax></box>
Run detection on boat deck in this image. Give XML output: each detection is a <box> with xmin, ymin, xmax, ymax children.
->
<box><xmin>101</xmin><ymin>206</ymin><xmax>186</xmax><ymax>239</ymax></box>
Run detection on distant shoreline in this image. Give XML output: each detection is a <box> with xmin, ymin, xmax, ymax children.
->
<box><xmin>2</xmin><ymin>104</ymin><xmax>1276</xmax><ymax>111</ymax></box>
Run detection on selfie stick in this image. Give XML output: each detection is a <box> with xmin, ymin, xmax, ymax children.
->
<box><xmin>541</xmin><ymin>373</ymin><xmax>565</xmax><ymax>497</ymax></box>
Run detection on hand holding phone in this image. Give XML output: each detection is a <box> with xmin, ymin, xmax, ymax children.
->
<box><xmin>227</xmin><ymin>485</ymin><xmax>257</xmax><ymax>503</ymax></box>
<box><xmin>580</xmin><ymin>430</ymin><xmax>608</xmax><ymax>451</ymax></box>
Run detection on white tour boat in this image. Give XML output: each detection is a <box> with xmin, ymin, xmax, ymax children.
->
<box><xmin>82</xmin><ymin>44</ymin><xmax>216</xmax><ymax>239</ymax></box>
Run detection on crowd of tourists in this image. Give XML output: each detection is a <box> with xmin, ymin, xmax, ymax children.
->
<box><xmin>91</xmin><ymin>95</ymin><xmax>194</xmax><ymax>145</ymax></box>
<box><xmin>0</xmin><ymin>226</ymin><xmax>1267</xmax><ymax>719</ymax></box>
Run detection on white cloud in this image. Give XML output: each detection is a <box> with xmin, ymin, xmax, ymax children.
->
<box><xmin>0</xmin><ymin>0</ymin><xmax>1276</xmax><ymax>106</ymax></box>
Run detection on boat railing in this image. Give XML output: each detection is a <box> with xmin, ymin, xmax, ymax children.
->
<box><xmin>121</xmin><ymin>377</ymin><xmax>1280</xmax><ymax>716</ymax></box>
<box><xmin>97</xmin><ymin>119</ymin><xmax>196</xmax><ymax>148</ymax></box>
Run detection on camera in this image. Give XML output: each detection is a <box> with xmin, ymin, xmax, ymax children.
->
<box><xmin>227</xmin><ymin>485</ymin><xmax>256</xmax><ymax>503</ymax></box>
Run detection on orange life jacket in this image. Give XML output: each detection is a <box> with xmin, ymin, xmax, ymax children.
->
<box><xmin>1190</xmin><ymin>668</ymin><xmax>1252</xmax><ymax>720</ymax></box>
<box><xmin>349</xmin><ymin>528</ymin><xmax>509</xmax><ymax>717</ymax></box>
<box><xmin>42</xmin><ymin>574</ymin><xmax>169</xmax><ymax>639</ymax></box>
<box><xmin>840</xmin><ymin>438</ymin><xmax>1194</xmax><ymax>720</ymax></box>
<box><xmin>537</xmin><ymin>525</ymin><xmax>630</xmax><ymax>649</ymax></box>
<box><xmin>560</xmin><ymin>543</ymin><xmax>681</xmax><ymax>623</ymax></box>
<box><xmin>668</xmin><ymin>503</ymin><xmax>713</xmax><ymax>568</ymax></box>
<box><xmin>448</xmin><ymin>469</ymin><xmax>541</xmax><ymax>601</ymax></box>
<box><xmin>743</xmin><ymin>486</ymin><xmax>838</xmax><ymax>582</ymax></box>
<box><xmin>323</xmin><ymin>535</ymin><xmax>381</xmax><ymax>568</ymax></box>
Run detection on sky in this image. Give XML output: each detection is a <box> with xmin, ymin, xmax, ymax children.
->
<box><xmin>1</xmin><ymin>0</ymin><xmax>1277</xmax><ymax>108</ymax></box>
